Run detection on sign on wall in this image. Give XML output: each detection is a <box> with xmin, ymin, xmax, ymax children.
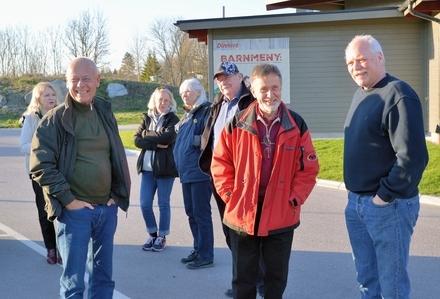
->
<box><xmin>213</xmin><ymin>38</ymin><xmax>290</xmax><ymax>103</ymax></box>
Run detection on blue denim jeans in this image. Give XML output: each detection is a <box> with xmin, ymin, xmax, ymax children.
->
<box><xmin>56</xmin><ymin>204</ymin><xmax>118</xmax><ymax>299</ymax></box>
<box><xmin>345</xmin><ymin>192</ymin><xmax>420</xmax><ymax>299</ymax></box>
<box><xmin>182</xmin><ymin>181</ymin><xmax>214</xmax><ymax>261</ymax></box>
<box><xmin>140</xmin><ymin>171</ymin><xmax>175</xmax><ymax>236</ymax></box>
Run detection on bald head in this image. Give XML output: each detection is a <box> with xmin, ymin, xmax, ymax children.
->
<box><xmin>66</xmin><ymin>57</ymin><xmax>100</xmax><ymax>105</ymax></box>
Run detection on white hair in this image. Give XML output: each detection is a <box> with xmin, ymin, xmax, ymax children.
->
<box><xmin>345</xmin><ymin>35</ymin><xmax>384</xmax><ymax>60</ymax></box>
<box><xmin>179</xmin><ymin>78</ymin><xmax>208</xmax><ymax>104</ymax></box>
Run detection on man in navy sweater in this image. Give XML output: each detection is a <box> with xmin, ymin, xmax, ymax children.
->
<box><xmin>343</xmin><ymin>35</ymin><xmax>428</xmax><ymax>299</ymax></box>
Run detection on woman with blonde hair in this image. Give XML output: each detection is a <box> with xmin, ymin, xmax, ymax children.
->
<box><xmin>134</xmin><ymin>87</ymin><xmax>179</xmax><ymax>252</ymax></box>
<box><xmin>19</xmin><ymin>81</ymin><xmax>59</xmax><ymax>264</ymax></box>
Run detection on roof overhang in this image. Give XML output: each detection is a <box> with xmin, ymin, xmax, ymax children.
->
<box><xmin>175</xmin><ymin>7</ymin><xmax>402</xmax><ymax>43</ymax></box>
<box><xmin>266</xmin><ymin>0</ymin><xmax>345</xmax><ymax>11</ymax></box>
<box><xmin>400</xmin><ymin>0</ymin><xmax>440</xmax><ymax>17</ymax></box>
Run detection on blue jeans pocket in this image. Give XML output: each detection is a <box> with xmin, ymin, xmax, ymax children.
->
<box><xmin>397</xmin><ymin>196</ymin><xmax>420</xmax><ymax>227</ymax></box>
<box><xmin>369</xmin><ymin>196</ymin><xmax>393</xmax><ymax>209</ymax></box>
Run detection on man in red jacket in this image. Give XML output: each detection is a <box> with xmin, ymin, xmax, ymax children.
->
<box><xmin>211</xmin><ymin>63</ymin><xmax>319</xmax><ymax>299</ymax></box>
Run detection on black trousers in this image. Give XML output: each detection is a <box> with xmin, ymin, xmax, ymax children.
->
<box><xmin>31</xmin><ymin>178</ymin><xmax>56</xmax><ymax>250</ymax></box>
<box><xmin>212</xmin><ymin>180</ymin><xmax>265</xmax><ymax>292</ymax></box>
<box><xmin>211</xmin><ymin>180</ymin><xmax>231</xmax><ymax>248</ymax></box>
<box><xmin>229</xmin><ymin>228</ymin><xmax>294</xmax><ymax>299</ymax></box>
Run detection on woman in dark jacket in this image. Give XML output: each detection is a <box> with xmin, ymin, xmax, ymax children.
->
<box><xmin>135</xmin><ymin>87</ymin><xmax>179</xmax><ymax>252</ymax></box>
<box><xmin>174</xmin><ymin>78</ymin><xmax>214</xmax><ymax>269</ymax></box>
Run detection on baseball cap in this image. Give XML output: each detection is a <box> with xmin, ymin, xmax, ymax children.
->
<box><xmin>213</xmin><ymin>61</ymin><xmax>240</xmax><ymax>79</ymax></box>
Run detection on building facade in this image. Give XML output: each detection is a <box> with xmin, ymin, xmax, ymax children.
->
<box><xmin>176</xmin><ymin>1</ymin><xmax>440</xmax><ymax>141</ymax></box>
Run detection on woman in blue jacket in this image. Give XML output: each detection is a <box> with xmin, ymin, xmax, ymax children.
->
<box><xmin>135</xmin><ymin>87</ymin><xmax>179</xmax><ymax>252</ymax></box>
<box><xmin>174</xmin><ymin>78</ymin><xmax>214</xmax><ymax>269</ymax></box>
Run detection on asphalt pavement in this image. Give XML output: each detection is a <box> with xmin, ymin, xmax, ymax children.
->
<box><xmin>0</xmin><ymin>128</ymin><xmax>439</xmax><ymax>299</ymax></box>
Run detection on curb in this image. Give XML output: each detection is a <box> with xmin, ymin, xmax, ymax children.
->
<box><xmin>123</xmin><ymin>150</ymin><xmax>440</xmax><ymax>207</ymax></box>
<box><xmin>317</xmin><ymin>179</ymin><xmax>440</xmax><ymax>207</ymax></box>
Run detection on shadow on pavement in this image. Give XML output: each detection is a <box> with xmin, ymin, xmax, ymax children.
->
<box><xmin>1</xmin><ymin>239</ymin><xmax>439</xmax><ymax>299</ymax></box>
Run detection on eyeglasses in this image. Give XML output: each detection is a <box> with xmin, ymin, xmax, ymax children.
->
<box><xmin>67</xmin><ymin>76</ymin><xmax>94</xmax><ymax>84</ymax></box>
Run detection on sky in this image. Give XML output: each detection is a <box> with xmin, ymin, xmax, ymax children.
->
<box><xmin>0</xmin><ymin>0</ymin><xmax>294</xmax><ymax>69</ymax></box>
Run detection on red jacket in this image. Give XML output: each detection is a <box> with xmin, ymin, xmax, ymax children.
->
<box><xmin>211</xmin><ymin>102</ymin><xmax>319</xmax><ymax>236</ymax></box>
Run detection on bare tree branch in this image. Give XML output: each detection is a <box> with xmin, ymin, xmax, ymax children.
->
<box><xmin>130</xmin><ymin>31</ymin><xmax>148</xmax><ymax>81</ymax></box>
<box><xmin>63</xmin><ymin>9</ymin><xmax>109</xmax><ymax>67</ymax></box>
<box><xmin>149</xmin><ymin>18</ymin><xmax>208</xmax><ymax>87</ymax></box>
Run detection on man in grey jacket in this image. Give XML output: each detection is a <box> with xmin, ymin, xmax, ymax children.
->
<box><xmin>30</xmin><ymin>57</ymin><xmax>130</xmax><ymax>299</ymax></box>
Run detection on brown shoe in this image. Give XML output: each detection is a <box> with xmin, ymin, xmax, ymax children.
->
<box><xmin>47</xmin><ymin>249</ymin><xmax>57</xmax><ymax>265</ymax></box>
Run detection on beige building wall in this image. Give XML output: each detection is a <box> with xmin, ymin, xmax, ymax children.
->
<box><xmin>210</xmin><ymin>17</ymin><xmax>426</xmax><ymax>133</ymax></box>
<box><xmin>427</xmin><ymin>14</ymin><xmax>440</xmax><ymax>143</ymax></box>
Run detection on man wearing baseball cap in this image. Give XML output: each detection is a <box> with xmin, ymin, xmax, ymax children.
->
<box><xmin>199</xmin><ymin>61</ymin><xmax>259</xmax><ymax>297</ymax></box>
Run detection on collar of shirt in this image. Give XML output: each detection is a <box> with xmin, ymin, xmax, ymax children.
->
<box><xmin>223</xmin><ymin>96</ymin><xmax>239</xmax><ymax>113</ymax></box>
<box><xmin>223</xmin><ymin>84</ymin><xmax>243</xmax><ymax>107</ymax></box>
<box><xmin>256</xmin><ymin>105</ymin><xmax>281</xmax><ymax>127</ymax></box>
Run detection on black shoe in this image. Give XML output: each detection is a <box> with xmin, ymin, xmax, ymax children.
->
<box><xmin>152</xmin><ymin>236</ymin><xmax>166</xmax><ymax>252</ymax></box>
<box><xmin>186</xmin><ymin>258</ymin><xmax>214</xmax><ymax>269</ymax></box>
<box><xmin>142</xmin><ymin>236</ymin><xmax>156</xmax><ymax>251</ymax></box>
<box><xmin>181</xmin><ymin>250</ymin><xmax>198</xmax><ymax>264</ymax></box>
<box><xmin>224</xmin><ymin>288</ymin><xmax>233</xmax><ymax>297</ymax></box>
<box><xmin>46</xmin><ymin>249</ymin><xmax>57</xmax><ymax>265</ymax></box>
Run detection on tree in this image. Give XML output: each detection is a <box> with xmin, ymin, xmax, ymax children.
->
<box><xmin>47</xmin><ymin>27</ymin><xmax>64</xmax><ymax>75</ymax></box>
<box><xmin>149</xmin><ymin>18</ymin><xmax>208</xmax><ymax>87</ymax></box>
<box><xmin>64</xmin><ymin>10</ymin><xmax>109</xmax><ymax>66</ymax></box>
<box><xmin>119</xmin><ymin>52</ymin><xmax>136</xmax><ymax>81</ymax></box>
<box><xmin>150</xmin><ymin>19</ymin><xmax>184</xmax><ymax>86</ymax></box>
<box><xmin>130</xmin><ymin>32</ymin><xmax>148</xmax><ymax>81</ymax></box>
<box><xmin>0</xmin><ymin>27</ymin><xmax>19</xmax><ymax>76</ymax></box>
<box><xmin>0</xmin><ymin>26</ymin><xmax>49</xmax><ymax>77</ymax></box>
<box><xmin>140</xmin><ymin>52</ymin><xmax>161</xmax><ymax>82</ymax></box>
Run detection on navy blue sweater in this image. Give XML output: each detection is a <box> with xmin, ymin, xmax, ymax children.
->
<box><xmin>344</xmin><ymin>74</ymin><xmax>428</xmax><ymax>202</ymax></box>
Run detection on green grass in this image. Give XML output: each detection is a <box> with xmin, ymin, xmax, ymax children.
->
<box><xmin>419</xmin><ymin>142</ymin><xmax>440</xmax><ymax>196</ymax></box>
<box><xmin>114</xmin><ymin>111</ymin><xmax>143</xmax><ymax>126</ymax></box>
<box><xmin>0</xmin><ymin>111</ymin><xmax>21</xmax><ymax>128</ymax></box>
<box><xmin>119</xmin><ymin>130</ymin><xmax>137</xmax><ymax>150</ymax></box>
<box><xmin>1</xmin><ymin>110</ymin><xmax>145</xmax><ymax>128</ymax></box>
<box><xmin>314</xmin><ymin>139</ymin><xmax>344</xmax><ymax>181</ymax></box>
<box><xmin>313</xmin><ymin>139</ymin><xmax>439</xmax><ymax>196</ymax></box>
<box><xmin>114</xmin><ymin>109</ymin><xmax>185</xmax><ymax>126</ymax></box>
<box><xmin>2</xmin><ymin>103</ymin><xmax>438</xmax><ymax>196</ymax></box>
<box><xmin>118</xmin><ymin>135</ymin><xmax>440</xmax><ymax>197</ymax></box>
